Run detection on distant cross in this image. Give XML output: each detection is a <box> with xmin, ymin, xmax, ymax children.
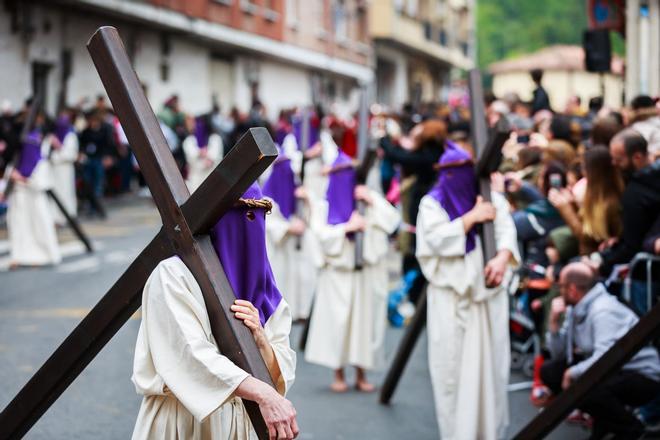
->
<box><xmin>0</xmin><ymin>26</ymin><xmax>277</xmax><ymax>440</ymax></box>
<box><xmin>379</xmin><ymin>69</ymin><xmax>509</xmax><ymax>405</ymax></box>
<box><xmin>354</xmin><ymin>86</ymin><xmax>376</xmax><ymax>270</ymax></box>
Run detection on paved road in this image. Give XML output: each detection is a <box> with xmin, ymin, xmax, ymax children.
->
<box><xmin>0</xmin><ymin>196</ymin><xmax>583</xmax><ymax>439</ymax></box>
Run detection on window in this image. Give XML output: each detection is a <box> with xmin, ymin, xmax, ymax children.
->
<box><xmin>333</xmin><ymin>0</ymin><xmax>347</xmax><ymax>42</ymax></box>
<box><xmin>240</xmin><ymin>0</ymin><xmax>258</xmax><ymax>15</ymax></box>
<box><xmin>285</xmin><ymin>0</ymin><xmax>298</xmax><ymax>28</ymax></box>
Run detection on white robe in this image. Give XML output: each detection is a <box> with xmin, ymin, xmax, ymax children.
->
<box><xmin>416</xmin><ymin>192</ymin><xmax>519</xmax><ymax>440</ymax></box>
<box><xmin>183</xmin><ymin>134</ymin><xmax>224</xmax><ymax>192</ymax></box>
<box><xmin>264</xmin><ymin>199</ymin><xmax>318</xmax><ymax>320</ymax></box>
<box><xmin>305</xmin><ymin>190</ymin><xmax>400</xmax><ymax>370</ymax></box>
<box><xmin>7</xmin><ymin>140</ymin><xmax>61</xmax><ymax>266</ymax></box>
<box><xmin>132</xmin><ymin>256</ymin><xmax>296</xmax><ymax>440</ymax></box>
<box><xmin>49</xmin><ymin>132</ymin><xmax>79</xmax><ymax>225</ymax></box>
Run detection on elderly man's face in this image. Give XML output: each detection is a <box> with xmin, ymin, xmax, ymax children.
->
<box><xmin>610</xmin><ymin>138</ymin><xmax>631</xmax><ymax>172</ymax></box>
<box><xmin>558</xmin><ymin>271</ymin><xmax>579</xmax><ymax>306</ymax></box>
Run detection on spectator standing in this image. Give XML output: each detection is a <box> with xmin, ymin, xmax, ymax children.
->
<box><xmin>530</xmin><ymin>69</ymin><xmax>551</xmax><ymax>115</ymax></box>
<box><xmin>79</xmin><ymin>110</ymin><xmax>115</xmax><ymax>218</ymax></box>
<box><xmin>630</xmin><ymin>95</ymin><xmax>660</xmax><ymax>160</ymax></box>
<box><xmin>592</xmin><ymin>129</ymin><xmax>660</xmax><ymax>278</ymax></box>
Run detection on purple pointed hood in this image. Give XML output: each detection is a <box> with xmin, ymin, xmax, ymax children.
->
<box><xmin>194</xmin><ymin>116</ymin><xmax>210</xmax><ymax>148</ymax></box>
<box><xmin>262</xmin><ymin>148</ymin><xmax>296</xmax><ymax>219</ymax></box>
<box><xmin>428</xmin><ymin>141</ymin><xmax>478</xmax><ymax>253</ymax></box>
<box><xmin>16</xmin><ymin>129</ymin><xmax>43</xmax><ymax>178</ymax></box>
<box><xmin>210</xmin><ymin>182</ymin><xmax>283</xmax><ymax>325</ymax></box>
<box><xmin>326</xmin><ymin>151</ymin><xmax>356</xmax><ymax>225</ymax></box>
<box><xmin>292</xmin><ymin>112</ymin><xmax>320</xmax><ymax>150</ymax></box>
<box><xmin>54</xmin><ymin>115</ymin><xmax>74</xmax><ymax>143</ymax></box>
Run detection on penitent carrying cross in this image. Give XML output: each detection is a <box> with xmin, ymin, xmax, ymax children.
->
<box><xmin>378</xmin><ymin>69</ymin><xmax>510</xmax><ymax>405</ymax></box>
<box><xmin>0</xmin><ymin>26</ymin><xmax>277</xmax><ymax>440</ymax></box>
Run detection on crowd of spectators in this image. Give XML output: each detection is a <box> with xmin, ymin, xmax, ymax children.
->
<box><xmin>373</xmin><ymin>69</ymin><xmax>660</xmax><ymax>436</ymax></box>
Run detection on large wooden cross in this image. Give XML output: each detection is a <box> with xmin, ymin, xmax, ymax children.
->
<box><xmin>0</xmin><ymin>26</ymin><xmax>277</xmax><ymax>440</ymax></box>
<box><xmin>379</xmin><ymin>69</ymin><xmax>509</xmax><ymax>404</ymax></box>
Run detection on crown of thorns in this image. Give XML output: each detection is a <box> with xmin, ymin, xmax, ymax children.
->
<box><xmin>234</xmin><ymin>198</ymin><xmax>273</xmax><ymax>214</ymax></box>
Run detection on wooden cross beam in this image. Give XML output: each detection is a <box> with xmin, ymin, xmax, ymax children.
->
<box><xmin>379</xmin><ymin>69</ymin><xmax>509</xmax><ymax>405</ymax></box>
<box><xmin>354</xmin><ymin>86</ymin><xmax>374</xmax><ymax>270</ymax></box>
<box><xmin>0</xmin><ymin>26</ymin><xmax>277</xmax><ymax>440</ymax></box>
<box><xmin>467</xmin><ymin>69</ymin><xmax>509</xmax><ymax>264</ymax></box>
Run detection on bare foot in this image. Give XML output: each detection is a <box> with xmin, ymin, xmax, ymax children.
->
<box><xmin>330</xmin><ymin>380</ymin><xmax>349</xmax><ymax>393</ymax></box>
<box><xmin>355</xmin><ymin>380</ymin><xmax>375</xmax><ymax>393</ymax></box>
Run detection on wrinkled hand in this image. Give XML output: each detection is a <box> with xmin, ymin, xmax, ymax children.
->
<box><xmin>549</xmin><ymin>296</ymin><xmax>566</xmax><ymax>333</ymax></box>
<box><xmin>562</xmin><ymin>368</ymin><xmax>573</xmax><ymax>390</ymax></box>
<box><xmin>548</xmin><ymin>188</ymin><xmax>573</xmax><ymax>208</ymax></box>
<box><xmin>529</xmin><ymin>132</ymin><xmax>548</xmax><ymax>148</ymax></box>
<box><xmin>545</xmin><ymin>246</ymin><xmax>560</xmax><ymax>265</ymax></box>
<box><xmin>294</xmin><ymin>186</ymin><xmax>308</xmax><ymax>200</ymax></box>
<box><xmin>469</xmin><ymin>196</ymin><xmax>496</xmax><ymax>224</ymax></box>
<box><xmin>231</xmin><ymin>300</ymin><xmax>268</xmax><ymax>350</ymax></box>
<box><xmin>10</xmin><ymin>168</ymin><xmax>26</xmax><ymax>184</ymax></box>
<box><xmin>598</xmin><ymin>237</ymin><xmax>618</xmax><ymax>252</ymax></box>
<box><xmin>580</xmin><ymin>255</ymin><xmax>601</xmax><ymax>273</ymax></box>
<box><xmin>345</xmin><ymin>211</ymin><xmax>366</xmax><ymax>233</ymax></box>
<box><xmin>485</xmin><ymin>252</ymin><xmax>509</xmax><ymax>287</ymax></box>
<box><xmin>490</xmin><ymin>172</ymin><xmax>505</xmax><ymax>193</ymax></box>
<box><xmin>50</xmin><ymin>135</ymin><xmax>63</xmax><ymax>150</ymax></box>
<box><xmin>288</xmin><ymin>217</ymin><xmax>306</xmax><ymax>236</ymax></box>
<box><xmin>531</xmin><ymin>299</ymin><xmax>543</xmax><ymax>312</ymax></box>
<box><xmin>258</xmin><ymin>385</ymin><xmax>299</xmax><ymax>440</ymax></box>
<box><xmin>503</xmin><ymin>172</ymin><xmax>522</xmax><ymax>193</ymax></box>
<box><xmin>304</xmin><ymin>142</ymin><xmax>322</xmax><ymax>159</ymax></box>
<box><xmin>354</xmin><ymin>184</ymin><xmax>373</xmax><ymax>205</ymax></box>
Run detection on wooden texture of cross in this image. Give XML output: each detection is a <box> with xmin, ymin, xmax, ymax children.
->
<box><xmin>379</xmin><ymin>69</ymin><xmax>509</xmax><ymax>405</ymax></box>
<box><xmin>0</xmin><ymin>26</ymin><xmax>277</xmax><ymax>440</ymax></box>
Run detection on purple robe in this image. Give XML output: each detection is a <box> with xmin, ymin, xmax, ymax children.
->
<box><xmin>326</xmin><ymin>151</ymin><xmax>356</xmax><ymax>225</ymax></box>
<box><xmin>194</xmin><ymin>117</ymin><xmax>210</xmax><ymax>148</ymax></box>
<box><xmin>262</xmin><ymin>149</ymin><xmax>296</xmax><ymax>219</ymax></box>
<box><xmin>292</xmin><ymin>113</ymin><xmax>320</xmax><ymax>151</ymax></box>
<box><xmin>54</xmin><ymin>115</ymin><xmax>74</xmax><ymax>143</ymax></box>
<box><xmin>210</xmin><ymin>182</ymin><xmax>283</xmax><ymax>325</ymax></box>
<box><xmin>16</xmin><ymin>129</ymin><xmax>43</xmax><ymax>178</ymax></box>
<box><xmin>427</xmin><ymin>141</ymin><xmax>478</xmax><ymax>253</ymax></box>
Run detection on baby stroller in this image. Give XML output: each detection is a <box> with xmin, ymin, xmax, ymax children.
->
<box><xmin>509</xmin><ymin>263</ymin><xmax>550</xmax><ymax>378</ymax></box>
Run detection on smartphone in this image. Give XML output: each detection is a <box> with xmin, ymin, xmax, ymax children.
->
<box><xmin>517</xmin><ymin>134</ymin><xmax>530</xmax><ymax>144</ymax></box>
<box><xmin>549</xmin><ymin>173</ymin><xmax>563</xmax><ymax>189</ymax></box>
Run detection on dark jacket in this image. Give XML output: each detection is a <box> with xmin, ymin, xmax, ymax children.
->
<box><xmin>79</xmin><ymin>122</ymin><xmax>116</xmax><ymax>160</ymax></box>
<box><xmin>600</xmin><ymin>162</ymin><xmax>660</xmax><ymax>276</ymax></box>
<box><xmin>532</xmin><ymin>86</ymin><xmax>551</xmax><ymax>114</ymax></box>
<box><xmin>380</xmin><ymin>136</ymin><xmax>442</xmax><ymax>226</ymax></box>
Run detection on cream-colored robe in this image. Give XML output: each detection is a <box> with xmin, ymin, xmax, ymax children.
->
<box><xmin>49</xmin><ymin>132</ymin><xmax>79</xmax><ymax>225</ymax></box>
<box><xmin>131</xmin><ymin>256</ymin><xmax>296</xmax><ymax>440</ymax></box>
<box><xmin>183</xmin><ymin>133</ymin><xmax>224</xmax><ymax>192</ymax></box>
<box><xmin>264</xmin><ymin>199</ymin><xmax>318</xmax><ymax>321</ymax></box>
<box><xmin>7</xmin><ymin>139</ymin><xmax>61</xmax><ymax>266</ymax></box>
<box><xmin>305</xmin><ymin>190</ymin><xmax>400</xmax><ymax>370</ymax></box>
<box><xmin>416</xmin><ymin>192</ymin><xmax>519</xmax><ymax>440</ymax></box>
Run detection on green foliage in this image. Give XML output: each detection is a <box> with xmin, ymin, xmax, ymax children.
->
<box><xmin>476</xmin><ymin>0</ymin><xmax>589</xmax><ymax>70</ymax></box>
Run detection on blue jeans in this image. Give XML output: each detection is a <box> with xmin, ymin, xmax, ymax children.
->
<box><xmin>83</xmin><ymin>158</ymin><xmax>105</xmax><ymax>199</ymax></box>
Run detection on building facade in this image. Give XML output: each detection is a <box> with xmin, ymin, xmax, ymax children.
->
<box><xmin>489</xmin><ymin>45</ymin><xmax>624</xmax><ymax>111</ymax></box>
<box><xmin>0</xmin><ymin>0</ymin><xmax>372</xmax><ymax>120</ymax></box>
<box><xmin>369</xmin><ymin>0</ymin><xmax>474</xmax><ymax>110</ymax></box>
<box><xmin>625</xmin><ymin>0</ymin><xmax>660</xmax><ymax>101</ymax></box>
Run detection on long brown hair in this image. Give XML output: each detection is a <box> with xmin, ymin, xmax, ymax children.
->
<box><xmin>581</xmin><ymin>146</ymin><xmax>624</xmax><ymax>241</ymax></box>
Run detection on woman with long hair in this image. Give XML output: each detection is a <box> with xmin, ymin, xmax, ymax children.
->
<box><xmin>548</xmin><ymin>146</ymin><xmax>623</xmax><ymax>255</ymax></box>
<box><xmin>580</xmin><ymin>146</ymin><xmax>624</xmax><ymax>252</ymax></box>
